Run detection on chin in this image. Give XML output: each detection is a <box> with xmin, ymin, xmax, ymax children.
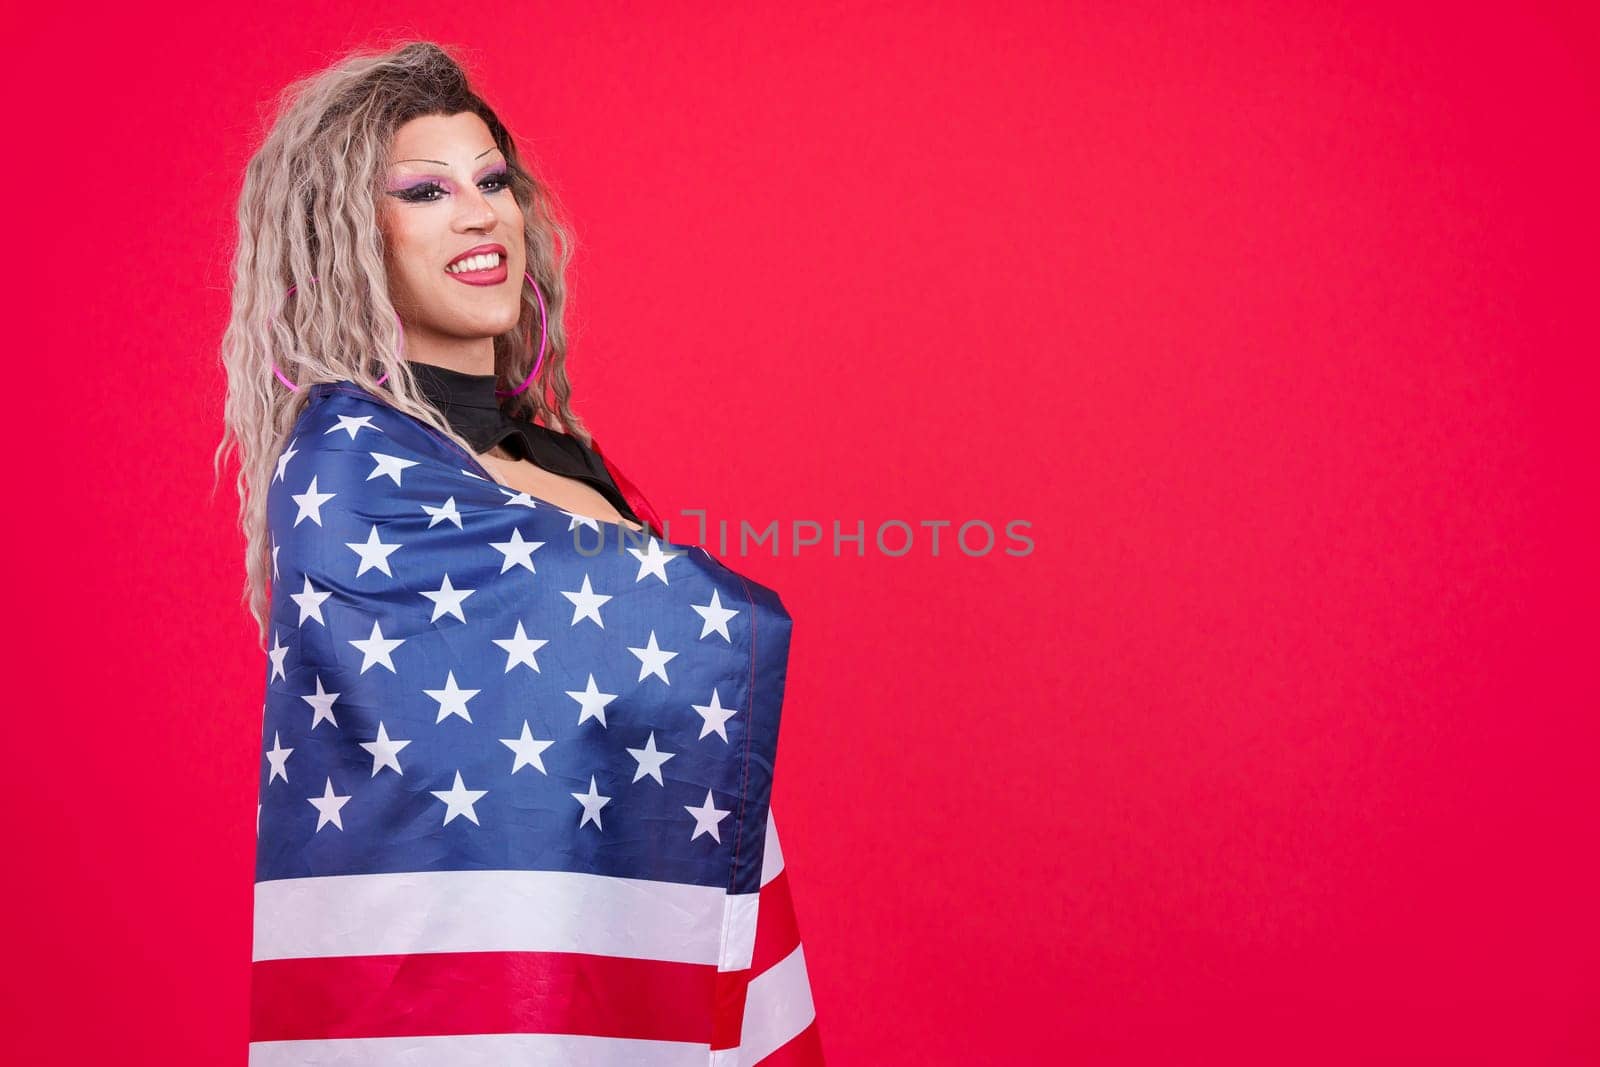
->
<box><xmin>465</xmin><ymin>309</ymin><xmax>522</xmax><ymax>338</ymax></box>
<box><xmin>489</xmin><ymin>305</ymin><xmax>524</xmax><ymax>334</ymax></box>
<box><xmin>438</xmin><ymin>295</ymin><xmax>514</xmax><ymax>325</ymax></box>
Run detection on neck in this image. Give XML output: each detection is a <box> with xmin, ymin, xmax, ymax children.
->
<box><xmin>398</xmin><ymin>326</ymin><xmax>497</xmax><ymax>377</ymax></box>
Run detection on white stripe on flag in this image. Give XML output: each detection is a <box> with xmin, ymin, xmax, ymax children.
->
<box><xmin>720</xmin><ymin>890</ymin><xmax>760</xmax><ymax>971</ymax></box>
<box><xmin>738</xmin><ymin>941</ymin><xmax>817</xmax><ymax>1065</ymax></box>
<box><xmin>254</xmin><ymin>867</ymin><xmax>739</xmax><ymax>965</ymax></box>
<box><xmin>761</xmin><ymin>809</ymin><xmax>786</xmax><ymax>886</ymax></box>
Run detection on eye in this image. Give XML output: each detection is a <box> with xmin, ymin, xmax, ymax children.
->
<box><xmin>390</xmin><ymin>173</ymin><xmax>510</xmax><ymax>204</ymax></box>
<box><xmin>393</xmin><ymin>182</ymin><xmax>445</xmax><ymax>204</ymax></box>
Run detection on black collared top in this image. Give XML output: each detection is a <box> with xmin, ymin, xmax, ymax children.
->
<box><xmin>408</xmin><ymin>359</ymin><xmax>641</xmax><ymax>525</ymax></box>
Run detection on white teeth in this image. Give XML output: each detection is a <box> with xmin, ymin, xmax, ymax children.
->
<box><xmin>446</xmin><ymin>252</ymin><xmax>502</xmax><ymax>274</ymax></box>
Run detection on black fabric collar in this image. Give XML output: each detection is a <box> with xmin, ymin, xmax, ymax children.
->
<box><xmin>407</xmin><ymin>359</ymin><xmax>639</xmax><ymax>523</ymax></box>
<box><xmin>408</xmin><ymin>360</ymin><xmax>519</xmax><ymax>451</ymax></box>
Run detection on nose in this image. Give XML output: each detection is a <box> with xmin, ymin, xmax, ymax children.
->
<box><xmin>453</xmin><ymin>185</ymin><xmax>498</xmax><ymax>232</ymax></box>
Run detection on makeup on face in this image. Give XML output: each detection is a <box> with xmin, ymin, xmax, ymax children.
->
<box><xmin>386</xmin><ymin>162</ymin><xmax>511</xmax><ymax>204</ymax></box>
<box><xmin>385</xmin><ymin>146</ymin><xmax>517</xmax><ymax>285</ymax></box>
<box><xmin>443</xmin><ymin>242</ymin><xmax>510</xmax><ymax>286</ymax></box>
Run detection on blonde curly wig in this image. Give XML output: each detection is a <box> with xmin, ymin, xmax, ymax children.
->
<box><xmin>214</xmin><ymin>39</ymin><xmax>588</xmax><ymax>649</ymax></box>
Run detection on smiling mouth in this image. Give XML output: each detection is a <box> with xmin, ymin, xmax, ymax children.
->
<box><xmin>445</xmin><ymin>252</ymin><xmax>505</xmax><ymax>274</ymax></box>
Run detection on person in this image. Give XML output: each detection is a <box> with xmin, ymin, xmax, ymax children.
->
<box><xmin>215</xmin><ymin>39</ymin><xmax>823</xmax><ymax>1065</ymax></box>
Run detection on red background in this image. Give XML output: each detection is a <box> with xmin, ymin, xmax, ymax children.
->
<box><xmin>7</xmin><ymin>2</ymin><xmax>1597</xmax><ymax>1063</ymax></box>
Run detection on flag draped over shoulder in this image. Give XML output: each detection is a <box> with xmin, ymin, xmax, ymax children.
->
<box><xmin>252</xmin><ymin>380</ymin><xmax>823</xmax><ymax>1065</ymax></box>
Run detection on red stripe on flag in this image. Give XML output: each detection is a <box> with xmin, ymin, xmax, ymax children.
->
<box><xmin>711</xmin><ymin>965</ymin><xmax>751</xmax><ymax>1051</ymax></box>
<box><xmin>753</xmin><ymin>1017</ymin><xmax>826</xmax><ymax>1066</ymax></box>
<box><xmin>710</xmin><ymin>867</ymin><xmax>812</xmax><ymax>1055</ymax></box>
<box><xmin>751</xmin><ymin>867</ymin><xmax>803</xmax><ymax>974</ymax></box>
<box><xmin>251</xmin><ymin>951</ymin><xmax>716</xmax><ymax>1044</ymax></box>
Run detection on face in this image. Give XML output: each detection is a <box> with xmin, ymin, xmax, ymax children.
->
<box><xmin>380</xmin><ymin>112</ymin><xmax>526</xmax><ymax>345</ymax></box>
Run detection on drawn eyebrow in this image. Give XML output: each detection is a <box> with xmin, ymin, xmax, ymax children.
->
<box><xmin>391</xmin><ymin>146</ymin><xmax>504</xmax><ymax>167</ymax></box>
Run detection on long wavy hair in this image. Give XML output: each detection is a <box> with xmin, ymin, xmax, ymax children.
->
<box><xmin>215</xmin><ymin>40</ymin><xmax>587</xmax><ymax>650</ymax></box>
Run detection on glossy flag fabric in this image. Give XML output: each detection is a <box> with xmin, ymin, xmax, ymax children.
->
<box><xmin>251</xmin><ymin>380</ymin><xmax>823</xmax><ymax>1064</ymax></box>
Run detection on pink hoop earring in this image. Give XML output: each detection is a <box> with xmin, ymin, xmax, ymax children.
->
<box><xmin>270</xmin><ymin>276</ymin><xmax>396</xmax><ymax>392</ymax></box>
<box><xmin>496</xmin><ymin>270</ymin><xmax>549</xmax><ymax>397</ymax></box>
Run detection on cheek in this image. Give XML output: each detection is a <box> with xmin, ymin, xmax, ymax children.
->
<box><xmin>502</xmin><ymin>208</ymin><xmax>528</xmax><ymax>271</ymax></box>
<box><xmin>501</xmin><ymin>200</ymin><xmax>526</xmax><ymax>233</ymax></box>
<box><xmin>380</xmin><ymin>216</ymin><xmax>433</xmax><ymax>288</ymax></box>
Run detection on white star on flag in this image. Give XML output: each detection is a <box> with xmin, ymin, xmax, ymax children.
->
<box><xmin>367</xmin><ymin>451</ymin><xmax>419</xmax><ymax>485</ymax></box>
<box><xmin>567</xmin><ymin>673</ymin><xmax>618</xmax><ymax>727</ymax></box>
<box><xmin>627</xmin><ymin>732</ymin><xmax>677</xmax><ymax>785</ymax></box>
<box><xmin>684</xmin><ymin>789</ymin><xmax>730</xmax><ymax>842</ymax></box>
<box><xmin>570</xmin><ymin>775</ymin><xmax>611</xmax><ymax>830</ymax></box>
<box><xmin>291</xmin><ymin>475</ymin><xmax>335</xmax><ymax>527</ymax></box>
<box><xmin>349</xmin><ymin>619</ymin><xmax>405</xmax><ymax>674</ymax></box>
<box><xmin>267</xmin><ymin>628</ymin><xmax>290</xmax><ymax>682</ymax></box>
<box><xmin>424</xmin><ymin>670</ymin><xmax>480</xmax><ymax>723</ymax></box>
<box><xmin>628</xmin><ymin>630</ymin><xmax>679</xmax><ymax>683</ymax></box>
<box><xmin>493</xmin><ymin>621</ymin><xmax>548</xmax><ymax>673</ymax></box>
<box><xmin>691</xmin><ymin>588</ymin><xmax>739</xmax><ymax>641</ymax></box>
<box><xmin>692</xmin><ymin>687</ymin><xmax>741</xmax><ymax>741</ymax></box>
<box><xmin>307</xmin><ymin>777</ymin><xmax>352</xmax><ymax>831</ymax></box>
<box><xmin>489</xmin><ymin>528</ymin><xmax>545</xmax><ymax>573</ymax></box>
<box><xmin>301</xmin><ymin>674</ymin><xmax>341</xmax><ymax>729</ymax></box>
<box><xmin>422</xmin><ymin>495</ymin><xmax>463</xmax><ymax>528</ymax></box>
<box><xmin>500</xmin><ymin>721</ymin><xmax>556</xmax><ymax>774</ymax></box>
<box><xmin>324</xmin><ymin>413</ymin><xmax>378</xmax><ymax>440</ymax></box>
<box><xmin>274</xmin><ymin>438</ymin><xmax>299</xmax><ymax>482</ymax></box>
<box><xmin>421</xmin><ymin>573</ymin><xmax>475</xmax><ymax>623</ymax></box>
<box><xmin>290</xmin><ymin>575</ymin><xmax>332</xmax><ymax>626</ymax></box>
<box><xmin>561</xmin><ymin>508</ymin><xmax>601</xmax><ymax>532</ymax></box>
<box><xmin>265</xmin><ymin>731</ymin><xmax>293</xmax><ymax>783</ymax></box>
<box><xmin>359</xmin><ymin>722</ymin><xmax>412</xmax><ymax>776</ymax></box>
<box><xmin>346</xmin><ymin>524</ymin><xmax>402</xmax><ymax>577</ymax></box>
<box><xmin>627</xmin><ymin>537</ymin><xmax>683</xmax><ymax>584</ymax></box>
<box><xmin>560</xmin><ymin>574</ymin><xmax>612</xmax><ymax>627</ymax></box>
<box><xmin>430</xmin><ymin>770</ymin><xmax>488</xmax><ymax>826</ymax></box>
<box><xmin>499</xmin><ymin>488</ymin><xmax>540</xmax><ymax>509</ymax></box>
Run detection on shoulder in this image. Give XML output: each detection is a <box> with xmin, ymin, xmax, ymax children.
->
<box><xmin>289</xmin><ymin>383</ymin><xmax>462</xmax><ymax>459</ymax></box>
<box><xmin>267</xmin><ymin>385</ymin><xmax>473</xmax><ymax>519</ymax></box>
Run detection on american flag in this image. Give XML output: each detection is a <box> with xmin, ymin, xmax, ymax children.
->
<box><xmin>252</xmin><ymin>381</ymin><xmax>823</xmax><ymax>1065</ymax></box>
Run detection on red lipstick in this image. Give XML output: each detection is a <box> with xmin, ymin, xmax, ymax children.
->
<box><xmin>444</xmin><ymin>243</ymin><xmax>508</xmax><ymax>286</ymax></box>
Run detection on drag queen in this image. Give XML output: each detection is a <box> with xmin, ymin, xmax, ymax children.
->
<box><xmin>216</xmin><ymin>40</ymin><xmax>822</xmax><ymax>1065</ymax></box>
